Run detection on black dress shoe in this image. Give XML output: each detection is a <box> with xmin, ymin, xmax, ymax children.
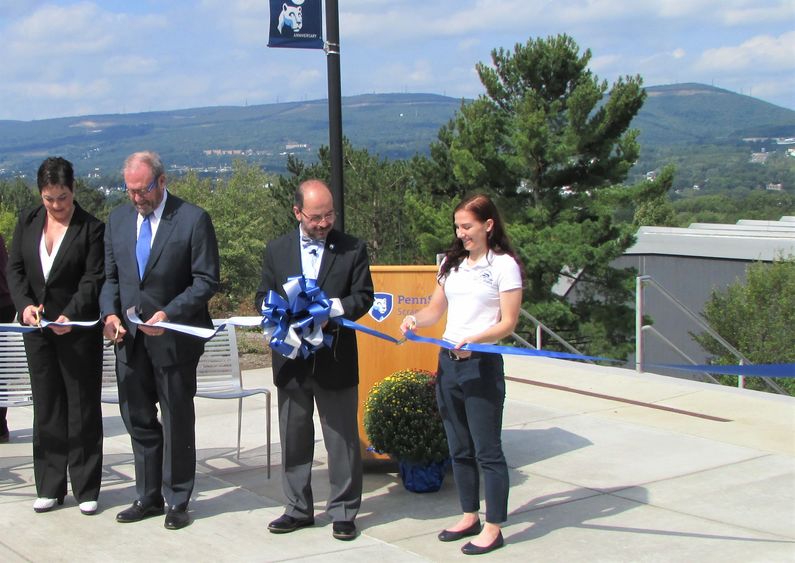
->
<box><xmin>116</xmin><ymin>500</ymin><xmax>165</xmax><ymax>523</ymax></box>
<box><xmin>332</xmin><ymin>520</ymin><xmax>357</xmax><ymax>541</ymax></box>
<box><xmin>268</xmin><ymin>514</ymin><xmax>315</xmax><ymax>534</ymax></box>
<box><xmin>164</xmin><ymin>505</ymin><xmax>191</xmax><ymax>530</ymax></box>
<box><xmin>461</xmin><ymin>532</ymin><xmax>504</xmax><ymax>555</ymax></box>
<box><xmin>438</xmin><ymin>520</ymin><xmax>482</xmax><ymax>542</ymax></box>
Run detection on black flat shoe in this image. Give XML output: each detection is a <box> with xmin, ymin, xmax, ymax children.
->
<box><xmin>438</xmin><ymin>520</ymin><xmax>482</xmax><ymax>542</ymax></box>
<box><xmin>332</xmin><ymin>520</ymin><xmax>357</xmax><ymax>541</ymax></box>
<box><xmin>116</xmin><ymin>500</ymin><xmax>165</xmax><ymax>523</ymax></box>
<box><xmin>268</xmin><ymin>514</ymin><xmax>315</xmax><ymax>534</ymax></box>
<box><xmin>164</xmin><ymin>505</ymin><xmax>191</xmax><ymax>530</ymax></box>
<box><xmin>461</xmin><ymin>532</ymin><xmax>504</xmax><ymax>555</ymax></box>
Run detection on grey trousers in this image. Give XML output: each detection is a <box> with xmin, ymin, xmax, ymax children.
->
<box><xmin>277</xmin><ymin>377</ymin><xmax>362</xmax><ymax>522</ymax></box>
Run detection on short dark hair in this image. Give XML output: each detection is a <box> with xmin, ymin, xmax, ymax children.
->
<box><xmin>36</xmin><ymin>157</ymin><xmax>74</xmax><ymax>192</ymax></box>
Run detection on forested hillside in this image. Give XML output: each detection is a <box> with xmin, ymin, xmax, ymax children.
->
<box><xmin>1</xmin><ymin>84</ymin><xmax>793</xmax><ymax>199</ymax></box>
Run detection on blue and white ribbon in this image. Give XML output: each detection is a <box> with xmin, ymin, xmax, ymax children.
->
<box><xmin>260</xmin><ymin>276</ymin><xmax>334</xmax><ymax>359</ymax></box>
<box><xmin>92</xmin><ymin>282</ymin><xmax>795</xmax><ymax>379</ymax></box>
<box><xmin>0</xmin><ymin>319</ymin><xmax>100</xmax><ymax>333</ymax></box>
<box><xmin>336</xmin><ymin>318</ymin><xmax>616</xmax><ymax>362</ymax></box>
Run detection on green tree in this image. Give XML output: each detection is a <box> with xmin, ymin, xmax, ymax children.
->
<box><xmin>694</xmin><ymin>258</ymin><xmax>795</xmax><ymax>395</ymax></box>
<box><xmin>0</xmin><ymin>204</ymin><xmax>17</xmax><ymax>243</ymax></box>
<box><xmin>280</xmin><ymin>138</ymin><xmax>438</xmax><ymax>265</ymax></box>
<box><xmin>671</xmin><ymin>190</ymin><xmax>794</xmax><ymax>226</ymax></box>
<box><xmin>0</xmin><ymin>178</ymin><xmax>36</xmax><ymax>215</ymax></box>
<box><xmin>74</xmin><ymin>180</ymin><xmax>107</xmax><ymax>220</ymax></box>
<box><xmin>633</xmin><ymin>166</ymin><xmax>676</xmax><ymax>227</ymax></box>
<box><xmin>169</xmin><ymin>162</ymin><xmax>282</xmax><ymax>315</ymax></box>
<box><xmin>424</xmin><ymin>34</ymin><xmax>655</xmax><ymax>358</ymax></box>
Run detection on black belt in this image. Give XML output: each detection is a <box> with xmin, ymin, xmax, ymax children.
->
<box><xmin>447</xmin><ymin>349</ymin><xmax>473</xmax><ymax>362</ymax></box>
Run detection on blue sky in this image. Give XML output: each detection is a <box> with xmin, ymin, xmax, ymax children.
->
<box><xmin>0</xmin><ymin>0</ymin><xmax>793</xmax><ymax>121</ymax></box>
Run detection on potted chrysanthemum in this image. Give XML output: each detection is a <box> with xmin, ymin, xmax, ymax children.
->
<box><xmin>364</xmin><ymin>368</ymin><xmax>450</xmax><ymax>493</ymax></box>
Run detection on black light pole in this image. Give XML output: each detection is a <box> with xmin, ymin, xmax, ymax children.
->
<box><xmin>325</xmin><ymin>0</ymin><xmax>344</xmax><ymax>232</ymax></box>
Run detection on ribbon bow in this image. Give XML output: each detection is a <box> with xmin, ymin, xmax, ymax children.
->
<box><xmin>260</xmin><ymin>276</ymin><xmax>334</xmax><ymax>359</ymax></box>
<box><xmin>301</xmin><ymin>235</ymin><xmax>325</xmax><ymax>248</ymax></box>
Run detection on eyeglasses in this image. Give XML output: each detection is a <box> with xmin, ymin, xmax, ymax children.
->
<box><xmin>125</xmin><ymin>178</ymin><xmax>159</xmax><ymax>197</ymax></box>
<box><xmin>299</xmin><ymin>209</ymin><xmax>336</xmax><ymax>224</ymax></box>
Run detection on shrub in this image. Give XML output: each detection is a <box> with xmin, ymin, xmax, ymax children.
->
<box><xmin>364</xmin><ymin>368</ymin><xmax>449</xmax><ymax>464</ymax></box>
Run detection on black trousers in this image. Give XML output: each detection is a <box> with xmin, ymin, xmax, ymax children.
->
<box><xmin>115</xmin><ymin>333</ymin><xmax>199</xmax><ymax>508</ymax></box>
<box><xmin>436</xmin><ymin>350</ymin><xmax>509</xmax><ymax>523</ymax></box>
<box><xmin>24</xmin><ymin>328</ymin><xmax>103</xmax><ymax>502</ymax></box>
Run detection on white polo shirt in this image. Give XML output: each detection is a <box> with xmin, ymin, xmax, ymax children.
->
<box><xmin>441</xmin><ymin>251</ymin><xmax>522</xmax><ymax>344</ymax></box>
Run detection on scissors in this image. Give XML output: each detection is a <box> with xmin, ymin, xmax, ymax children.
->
<box><xmin>104</xmin><ymin>324</ymin><xmax>121</xmax><ymax>348</ymax></box>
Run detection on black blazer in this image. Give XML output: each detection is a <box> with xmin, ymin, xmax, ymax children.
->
<box><xmin>7</xmin><ymin>202</ymin><xmax>104</xmax><ymax>323</ymax></box>
<box><xmin>99</xmin><ymin>193</ymin><xmax>220</xmax><ymax>367</ymax></box>
<box><xmin>255</xmin><ymin>228</ymin><xmax>374</xmax><ymax>389</ymax></box>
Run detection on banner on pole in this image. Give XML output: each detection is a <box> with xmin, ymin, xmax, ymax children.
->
<box><xmin>268</xmin><ymin>0</ymin><xmax>324</xmax><ymax>49</ymax></box>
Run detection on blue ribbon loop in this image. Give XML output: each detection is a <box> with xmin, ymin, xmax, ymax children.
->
<box><xmin>648</xmin><ymin>362</ymin><xmax>795</xmax><ymax>378</ymax></box>
<box><xmin>337</xmin><ymin>318</ymin><xmax>616</xmax><ymax>362</ymax></box>
<box><xmin>260</xmin><ymin>276</ymin><xmax>333</xmax><ymax>359</ymax></box>
<box><xmin>336</xmin><ymin>319</ymin><xmax>795</xmax><ymax>377</ymax></box>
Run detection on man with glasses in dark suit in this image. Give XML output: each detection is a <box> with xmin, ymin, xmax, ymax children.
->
<box><xmin>255</xmin><ymin>179</ymin><xmax>373</xmax><ymax>541</ymax></box>
<box><xmin>100</xmin><ymin>151</ymin><xmax>219</xmax><ymax>530</ymax></box>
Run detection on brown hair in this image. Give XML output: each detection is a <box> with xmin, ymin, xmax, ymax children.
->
<box><xmin>438</xmin><ymin>193</ymin><xmax>523</xmax><ymax>281</ymax></box>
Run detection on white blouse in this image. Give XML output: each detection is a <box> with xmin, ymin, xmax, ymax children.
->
<box><xmin>39</xmin><ymin>228</ymin><xmax>67</xmax><ymax>282</ymax></box>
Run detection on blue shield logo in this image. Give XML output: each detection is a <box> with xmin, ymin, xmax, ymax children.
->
<box><xmin>369</xmin><ymin>292</ymin><xmax>393</xmax><ymax>323</ymax></box>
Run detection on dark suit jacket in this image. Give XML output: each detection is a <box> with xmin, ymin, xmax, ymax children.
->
<box><xmin>99</xmin><ymin>193</ymin><xmax>220</xmax><ymax>367</ymax></box>
<box><xmin>7</xmin><ymin>203</ymin><xmax>104</xmax><ymax>324</ymax></box>
<box><xmin>255</xmin><ymin>228</ymin><xmax>374</xmax><ymax>390</ymax></box>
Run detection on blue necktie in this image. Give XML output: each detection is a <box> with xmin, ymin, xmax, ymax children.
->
<box><xmin>136</xmin><ymin>214</ymin><xmax>152</xmax><ymax>279</ymax></box>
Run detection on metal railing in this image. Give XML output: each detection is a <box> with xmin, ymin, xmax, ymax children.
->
<box><xmin>511</xmin><ymin>308</ymin><xmax>592</xmax><ymax>363</ymax></box>
<box><xmin>635</xmin><ymin>275</ymin><xmax>785</xmax><ymax>395</ymax></box>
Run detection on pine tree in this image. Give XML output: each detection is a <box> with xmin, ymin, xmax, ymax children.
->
<box><xmin>428</xmin><ymin>34</ymin><xmax>655</xmax><ymax>358</ymax></box>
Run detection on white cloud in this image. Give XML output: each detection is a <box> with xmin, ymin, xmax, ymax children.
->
<box><xmin>103</xmin><ymin>56</ymin><xmax>160</xmax><ymax>76</ymax></box>
<box><xmin>696</xmin><ymin>31</ymin><xmax>795</xmax><ymax>71</ymax></box>
<box><xmin>7</xmin><ymin>78</ymin><xmax>111</xmax><ymax>101</ymax></box>
<box><xmin>590</xmin><ymin>54</ymin><xmax>621</xmax><ymax>73</ymax></box>
<box><xmin>721</xmin><ymin>2</ymin><xmax>795</xmax><ymax>25</ymax></box>
<box><xmin>1</xmin><ymin>1</ymin><xmax>794</xmax><ymax>119</ymax></box>
<box><xmin>0</xmin><ymin>0</ymin><xmax>45</xmax><ymax>18</ymax></box>
<box><xmin>746</xmin><ymin>77</ymin><xmax>795</xmax><ymax>104</ymax></box>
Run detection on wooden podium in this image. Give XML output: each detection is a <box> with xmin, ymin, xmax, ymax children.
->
<box><xmin>356</xmin><ymin>265</ymin><xmax>446</xmax><ymax>461</ymax></box>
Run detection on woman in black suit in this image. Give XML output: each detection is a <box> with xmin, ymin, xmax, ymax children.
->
<box><xmin>7</xmin><ymin>157</ymin><xmax>105</xmax><ymax>515</ymax></box>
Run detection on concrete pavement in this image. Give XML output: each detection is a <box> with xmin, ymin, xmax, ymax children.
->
<box><xmin>1</xmin><ymin>356</ymin><xmax>793</xmax><ymax>562</ymax></box>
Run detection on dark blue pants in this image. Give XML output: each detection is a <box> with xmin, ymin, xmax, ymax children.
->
<box><xmin>436</xmin><ymin>350</ymin><xmax>508</xmax><ymax>523</ymax></box>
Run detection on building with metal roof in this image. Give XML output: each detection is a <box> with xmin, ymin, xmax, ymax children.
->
<box><xmin>612</xmin><ymin>217</ymin><xmax>795</xmax><ymax>374</ymax></box>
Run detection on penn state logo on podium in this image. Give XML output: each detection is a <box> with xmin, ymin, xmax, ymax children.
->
<box><xmin>368</xmin><ymin>292</ymin><xmax>393</xmax><ymax>323</ymax></box>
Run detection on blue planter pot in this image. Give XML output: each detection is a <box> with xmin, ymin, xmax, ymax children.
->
<box><xmin>398</xmin><ymin>459</ymin><xmax>449</xmax><ymax>493</ymax></box>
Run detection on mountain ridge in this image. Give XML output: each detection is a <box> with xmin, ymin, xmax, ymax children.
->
<box><xmin>0</xmin><ymin>84</ymin><xmax>793</xmax><ymax>182</ymax></box>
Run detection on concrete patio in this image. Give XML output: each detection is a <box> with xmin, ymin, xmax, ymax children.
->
<box><xmin>1</xmin><ymin>355</ymin><xmax>793</xmax><ymax>562</ymax></box>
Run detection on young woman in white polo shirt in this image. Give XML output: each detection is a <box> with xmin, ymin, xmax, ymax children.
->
<box><xmin>400</xmin><ymin>193</ymin><xmax>523</xmax><ymax>556</ymax></box>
